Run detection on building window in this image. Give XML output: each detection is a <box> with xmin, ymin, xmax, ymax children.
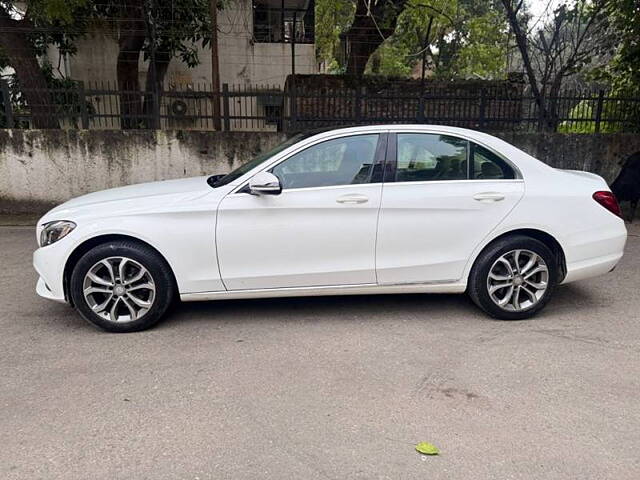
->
<box><xmin>253</xmin><ymin>0</ymin><xmax>314</xmax><ymax>44</ymax></box>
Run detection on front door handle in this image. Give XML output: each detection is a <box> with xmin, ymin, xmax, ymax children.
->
<box><xmin>336</xmin><ymin>194</ymin><xmax>369</xmax><ymax>204</ymax></box>
<box><xmin>473</xmin><ymin>192</ymin><xmax>505</xmax><ymax>202</ymax></box>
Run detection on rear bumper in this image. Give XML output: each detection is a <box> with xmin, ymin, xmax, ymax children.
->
<box><xmin>561</xmin><ymin>222</ymin><xmax>627</xmax><ymax>284</ymax></box>
<box><xmin>562</xmin><ymin>251</ymin><xmax>624</xmax><ymax>284</ymax></box>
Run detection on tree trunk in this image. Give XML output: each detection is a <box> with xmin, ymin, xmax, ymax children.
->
<box><xmin>344</xmin><ymin>0</ymin><xmax>407</xmax><ymax>76</ymax></box>
<box><xmin>544</xmin><ymin>73</ymin><xmax>567</xmax><ymax>132</ymax></box>
<box><xmin>117</xmin><ymin>0</ymin><xmax>146</xmax><ymax>129</ymax></box>
<box><xmin>210</xmin><ymin>0</ymin><xmax>222</xmax><ymax>130</ymax></box>
<box><xmin>0</xmin><ymin>11</ymin><xmax>59</xmax><ymax>128</ymax></box>
<box><xmin>142</xmin><ymin>50</ymin><xmax>171</xmax><ymax>128</ymax></box>
<box><xmin>500</xmin><ymin>0</ymin><xmax>551</xmax><ymax>128</ymax></box>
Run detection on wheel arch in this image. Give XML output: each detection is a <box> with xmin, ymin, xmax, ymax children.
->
<box><xmin>469</xmin><ymin>228</ymin><xmax>567</xmax><ymax>283</ymax></box>
<box><xmin>63</xmin><ymin>234</ymin><xmax>177</xmax><ymax>306</ymax></box>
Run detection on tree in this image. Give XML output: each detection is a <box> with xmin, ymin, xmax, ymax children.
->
<box><xmin>341</xmin><ymin>0</ymin><xmax>410</xmax><ymax>76</ymax></box>
<box><xmin>0</xmin><ymin>0</ymin><xmax>89</xmax><ymax>128</ymax></box>
<box><xmin>112</xmin><ymin>0</ymin><xmax>146</xmax><ymax>128</ymax></box>
<box><xmin>315</xmin><ymin>0</ymin><xmax>508</xmax><ymax>79</ymax></box>
<box><xmin>500</xmin><ymin>0</ymin><xmax>609</xmax><ymax>130</ymax></box>
<box><xmin>373</xmin><ymin>0</ymin><xmax>508</xmax><ymax>79</ymax></box>
<box><xmin>596</xmin><ymin>0</ymin><xmax>640</xmax><ymax>93</ymax></box>
<box><xmin>316</xmin><ymin>0</ymin><xmax>355</xmax><ymax>72</ymax></box>
<box><xmin>94</xmin><ymin>0</ymin><xmax>211</xmax><ymax>128</ymax></box>
<box><xmin>141</xmin><ymin>0</ymin><xmax>211</xmax><ymax>127</ymax></box>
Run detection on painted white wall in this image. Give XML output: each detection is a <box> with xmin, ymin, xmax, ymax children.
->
<box><xmin>45</xmin><ymin>0</ymin><xmax>316</xmax><ymax>89</ymax></box>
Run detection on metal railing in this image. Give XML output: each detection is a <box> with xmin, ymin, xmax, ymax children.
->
<box><xmin>1</xmin><ymin>80</ymin><xmax>638</xmax><ymax>133</ymax></box>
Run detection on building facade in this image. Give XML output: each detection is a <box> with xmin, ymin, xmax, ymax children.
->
<box><xmin>43</xmin><ymin>0</ymin><xmax>316</xmax><ymax>130</ymax></box>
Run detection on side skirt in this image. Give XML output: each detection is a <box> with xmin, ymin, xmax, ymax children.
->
<box><xmin>180</xmin><ymin>281</ymin><xmax>467</xmax><ymax>302</ymax></box>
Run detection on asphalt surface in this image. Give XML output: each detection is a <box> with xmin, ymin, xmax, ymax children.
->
<box><xmin>1</xmin><ymin>224</ymin><xmax>639</xmax><ymax>480</ymax></box>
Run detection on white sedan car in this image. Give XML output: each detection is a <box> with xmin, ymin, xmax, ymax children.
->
<box><xmin>34</xmin><ymin>125</ymin><xmax>627</xmax><ymax>332</ymax></box>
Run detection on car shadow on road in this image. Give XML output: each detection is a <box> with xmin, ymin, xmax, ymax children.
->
<box><xmin>161</xmin><ymin>282</ymin><xmax>604</xmax><ymax>331</ymax></box>
<box><xmin>26</xmin><ymin>283</ymin><xmax>603</xmax><ymax>333</ymax></box>
<box><xmin>161</xmin><ymin>292</ymin><xmax>481</xmax><ymax>329</ymax></box>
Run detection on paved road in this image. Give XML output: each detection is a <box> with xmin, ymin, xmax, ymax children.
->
<box><xmin>1</xmin><ymin>225</ymin><xmax>639</xmax><ymax>480</ymax></box>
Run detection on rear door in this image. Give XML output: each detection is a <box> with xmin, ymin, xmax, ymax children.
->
<box><xmin>375</xmin><ymin>132</ymin><xmax>525</xmax><ymax>284</ymax></box>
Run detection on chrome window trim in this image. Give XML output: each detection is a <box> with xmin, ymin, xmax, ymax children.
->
<box><xmin>230</xmin><ymin>131</ymin><xmax>387</xmax><ymax>195</ymax></box>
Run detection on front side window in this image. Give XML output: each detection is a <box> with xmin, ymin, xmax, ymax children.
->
<box><xmin>396</xmin><ymin>134</ymin><xmax>468</xmax><ymax>182</ymax></box>
<box><xmin>210</xmin><ymin>133</ymin><xmax>309</xmax><ymax>188</ymax></box>
<box><xmin>272</xmin><ymin>134</ymin><xmax>379</xmax><ymax>190</ymax></box>
<box><xmin>471</xmin><ymin>144</ymin><xmax>515</xmax><ymax>180</ymax></box>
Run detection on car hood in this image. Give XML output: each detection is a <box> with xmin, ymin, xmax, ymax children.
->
<box><xmin>41</xmin><ymin>176</ymin><xmax>217</xmax><ymax>222</ymax></box>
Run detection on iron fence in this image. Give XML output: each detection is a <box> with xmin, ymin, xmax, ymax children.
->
<box><xmin>1</xmin><ymin>80</ymin><xmax>638</xmax><ymax>133</ymax></box>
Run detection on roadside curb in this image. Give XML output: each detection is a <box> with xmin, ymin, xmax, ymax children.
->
<box><xmin>0</xmin><ymin>214</ymin><xmax>39</xmax><ymax>227</ymax></box>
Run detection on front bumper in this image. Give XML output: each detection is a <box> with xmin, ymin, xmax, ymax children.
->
<box><xmin>36</xmin><ymin>276</ymin><xmax>65</xmax><ymax>303</ymax></box>
<box><xmin>33</xmin><ymin>242</ymin><xmax>69</xmax><ymax>303</ymax></box>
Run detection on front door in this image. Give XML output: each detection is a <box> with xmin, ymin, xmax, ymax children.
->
<box><xmin>217</xmin><ymin>133</ymin><xmax>387</xmax><ymax>290</ymax></box>
<box><xmin>376</xmin><ymin>132</ymin><xmax>525</xmax><ymax>284</ymax></box>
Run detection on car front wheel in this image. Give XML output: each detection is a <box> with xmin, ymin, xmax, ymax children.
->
<box><xmin>468</xmin><ymin>235</ymin><xmax>558</xmax><ymax>320</ymax></box>
<box><xmin>70</xmin><ymin>240</ymin><xmax>176</xmax><ymax>332</ymax></box>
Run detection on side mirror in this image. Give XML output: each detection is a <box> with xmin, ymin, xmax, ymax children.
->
<box><xmin>249</xmin><ymin>171</ymin><xmax>282</xmax><ymax>195</ymax></box>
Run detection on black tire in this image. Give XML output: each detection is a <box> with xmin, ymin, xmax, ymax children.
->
<box><xmin>467</xmin><ymin>235</ymin><xmax>558</xmax><ymax>320</ymax></box>
<box><xmin>70</xmin><ymin>240</ymin><xmax>176</xmax><ymax>332</ymax></box>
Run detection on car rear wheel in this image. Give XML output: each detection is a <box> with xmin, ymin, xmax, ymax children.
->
<box><xmin>70</xmin><ymin>240</ymin><xmax>176</xmax><ymax>332</ymax></box>
<box><xmin>468</xmin><ymin>235</ymin><xmax>558</xmax><ymax>320</ymax></box>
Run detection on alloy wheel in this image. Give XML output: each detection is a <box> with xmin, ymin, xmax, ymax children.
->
<box><xmin>486</xmin><ymin>249</ymin><xmax>549</xmax><ymax>312</ymax></box>
<box><xmin>82</xmin><ymin>256</ymin><xmax>156</xmax><ymax>323</ymax></box>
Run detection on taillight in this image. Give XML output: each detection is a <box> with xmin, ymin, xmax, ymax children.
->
<box><xmin>593</xmin><ymin>191</ymin><xmax>623</xmax><ymax>218</ymax></box>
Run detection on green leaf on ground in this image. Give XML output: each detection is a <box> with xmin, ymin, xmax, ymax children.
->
<box><xmin>415</xmin><ymin>442</ymin><xmax>439</xmax><ymax>455</ymax></box>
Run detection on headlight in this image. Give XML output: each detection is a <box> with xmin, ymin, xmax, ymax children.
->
<box><xmin>39</xmin><ymin>220</ymin><xmax>76</xmax><ymax>247</ymax></box>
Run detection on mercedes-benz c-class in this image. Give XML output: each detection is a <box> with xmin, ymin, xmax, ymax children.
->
<box><xmin>33</xmin><ymin>126</ymin><xmax>627</xmax><ymax>332</ymax></box>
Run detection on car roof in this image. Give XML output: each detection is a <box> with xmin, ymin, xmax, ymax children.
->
<box><xmin>296</xmin><ymin>124</ymin><xmax>483</xmax><ymax>134</ymax></box>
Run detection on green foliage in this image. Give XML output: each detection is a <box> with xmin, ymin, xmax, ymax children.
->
<box><xmin>145</xmin><ymin>0</ymin><xmax>212</xmax><ymax>68</ymax></box>
<box><xmin>557</xmin><ymin>100</ymin><xmax>599</xmax><ymax>133</ymax></box>
<box><xmin>92</xmin><ymin>0</ymin><xmax>213</xmax><ymax>69</ymax></box>
<box><xmin>0</xmin><ymin>0</ymin><xmax>92</xmax><ymax>67</ymax></box>
<box><xmin>316</xmin><ymin>0</ymin><xmax>508</xmax><ymax>79</ymax></box>
<box><xmin>368</xmin><ymin>42</ymin><xmax>413</xmax><ymax>76</ymax></box>
<box><xmin>558</xmin><ymin>97</ymin><xmax>640</xmax><ymax>133</ymax></box>
<box><xmin>17</xmin><ymin>0</ymin><xmax>89</xmax><ymax>24</ymax></box>
<box><xmin>416</xmin><ymin>0</ymin><xmax>507</xmax><ymax>79</ymax></box>
<box><xmin>597</xmin><ymin>0</ymin><xmax>640</xmax><ymax>94</ymax></box>
<box><xmin>315</xmin><ymin>0</ymin><xmax>355</xmax><ymax>72</ymax></box>
<box><xmin>3</xmin><ymin>62</ymin><xmax>94</xmax><ymax>128</ymax></box>
<box><xmin>454</xmin><ymin>8</ymin><xmax>507</xmax><ymax>79</ymax></box>
<box><xmin>577</xmin><ymin>1</ymin><xmax>640</xmax><ymax>132</ymax></box>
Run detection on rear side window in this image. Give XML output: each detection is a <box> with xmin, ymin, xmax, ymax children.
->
<box><xmin>471</xmin><ymin>143</ymin><xmax>515</xmax><ymax>180</ymax></box>
<box><xmin>395</xmin><ymin>134</ymin><xmax>468</xmax><ymax>182</ymax></box>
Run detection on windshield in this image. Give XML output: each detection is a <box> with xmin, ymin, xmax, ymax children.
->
<box><xmin>209</xmin><ymin>133</ymin><xmax>307</xmax><ymax>188</ymax></box>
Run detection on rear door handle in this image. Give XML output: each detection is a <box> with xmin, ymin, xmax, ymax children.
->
<box><xmin>473</xmin><ymin>192</ymin><xmax>505</xmax><ymax>202</ymax></box>
<box><xmin>336</xmin><ymin>194</ymin><xmax>369</xmax><ymax>204</ymax></box>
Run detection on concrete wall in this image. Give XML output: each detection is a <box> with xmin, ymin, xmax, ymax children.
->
<box><xmin>496</xmin><ymin>132</ymin><xmax>640</xmax><ymax>185</ymax></box>
<box><xmin>0</xmin><ymin>130</ymin><xmax>285</xmax><ymax>214</ymax></box>
<box><xmin>1</xmin><ymin>130</ymin><xmax>639</xmax><ymax>214</ymax></box>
